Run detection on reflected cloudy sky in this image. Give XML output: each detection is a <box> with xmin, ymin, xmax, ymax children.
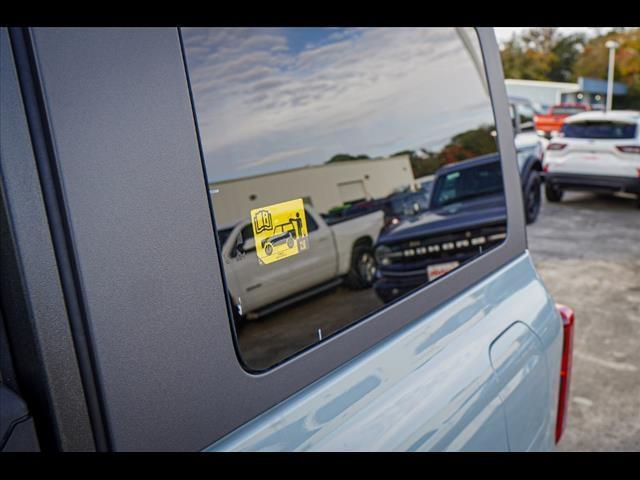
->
<box><xmin>183</xmin><ymin>28</ymin><xmax>496</xmax><ymax>182</ymax></box>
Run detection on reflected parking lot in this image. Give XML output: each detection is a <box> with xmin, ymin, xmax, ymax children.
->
<box><xmin>238</xmin><ymin>286</ymin><xmax>383</xmax><ymax>371</ymax></box>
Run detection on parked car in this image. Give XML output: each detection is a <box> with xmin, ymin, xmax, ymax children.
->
<box><xmin>509</xmin><ymin>96</ymin><xmax>546</xmax><ymax>224</ymax></box>
<box><xmin>323</xmin><ymin>184</ymin><xmax>431</xmax><ymax>231</ymax></box>
<box><xmin>0</xmin><ymin>27</ymin><xmax>573</xmax><ymax>452</ymax></box>
<box><xmin>543</xmin><ymin>110</ymin><xmax>640</xmax><ymax>207</ymax></box>
<box><xmin>534</xmin><ymin>103</ymin><xmax>592</xmax><ymax>139</ymax></box>
<box><xmin>373</xmin><ymin>154</ymin><xmax>508</xmax><ymax>303</ymax></box>
<box><xmin>219</xmin><ymin>206</ymin><xmax>383</xmax><ymax>324</ymax></box>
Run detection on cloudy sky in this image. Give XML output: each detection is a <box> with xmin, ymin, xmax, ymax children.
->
<box><xmin>183</xmin><ymin>28</ymin><xmax>497</xmax><ymax>183</ymax></box>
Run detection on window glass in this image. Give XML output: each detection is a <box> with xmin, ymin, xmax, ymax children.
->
<box><xmin>239</xmin><ymin>224</ymin><xmax>254</xmax><ymax>248</ymax></box>
<box><xmin>430</xmin><ymin>160</ymin><xmax>503</xmax><ymax>209</ymax></box>
<box><xmin>217</xmin><ymin>226</ymin><xmax>234</xmax><ymax>249</ymax></box>
<box><xmin>561</xmin><ymin>121</ymin><xmax>637</xmax><ymax>139</ymax></box>
<box><xmin>552</xmin><ymin>106</ymin><xmax>586</xmax><ymax>115</ymax></box>
<box><xmin>517</xmin><ymin>104</ymin><xmax>535</xmax><ymax>130</ymax></box>
<box><xmin>306</xmin><ymin>211</ymin><xmax>319</xmax><ymax>233</ymax></box>
<box><xmin>182</xmin><ymin>27</ymin><xmax>506</xmax><ymax>370</ymax></box>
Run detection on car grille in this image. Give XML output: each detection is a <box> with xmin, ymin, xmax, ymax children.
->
<box><xmin>379</xmin><ymin>223</ymin><xmax>506</xmax><ymax>268</ymax></box>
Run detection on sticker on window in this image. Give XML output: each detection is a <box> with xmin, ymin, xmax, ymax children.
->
<box><xmin>250</xmin><ymin>198</ymin><xmax>309</xmax><ymax>265</ymax></box>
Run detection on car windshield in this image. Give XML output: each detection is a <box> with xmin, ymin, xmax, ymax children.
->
<box><xmin>390</xmin><ymin>192</ymin><xmax>429</xmax><ymax>216</ymax></box>
<box><xmin>561</xmin><ymin>121</ymin><xmax>637</xmax><ymax>139</ymax></box>
<box><xmin>430</xmin><ymin>160</ymin><xmax>503</xmax><ymax>209</ymax></box>
<box><xmin>552</xmin><ymin>107</ymin><xmax>586</xmax><ymax>115</ymax></box>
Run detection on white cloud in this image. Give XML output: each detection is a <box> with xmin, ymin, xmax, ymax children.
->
<box><xmin>238</xmin><ymin>146</ymin><xmax>319</xmax><ymax>170</ymax></box>
<box><xmin>183</xmin><ymin>28</ymin><xmax>496</xmax><ymax>181</ymax></box>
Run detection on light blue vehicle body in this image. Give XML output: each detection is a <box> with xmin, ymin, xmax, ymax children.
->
<box><xmin>208</xmin><ymin>252</ymin><xmax>562</xmax><ymax>452</ymax></box>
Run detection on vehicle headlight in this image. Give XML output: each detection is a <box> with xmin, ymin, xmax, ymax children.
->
<box><xmin>375</xmin><ymin>245</ymin><xmax>392</xmax><ymax>266</ymax></box>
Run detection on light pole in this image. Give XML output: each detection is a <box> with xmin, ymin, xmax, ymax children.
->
<box><xmin>605</xmin><ymin>40</ymin><xmax>619</xmax><ymax>112</ymax></box>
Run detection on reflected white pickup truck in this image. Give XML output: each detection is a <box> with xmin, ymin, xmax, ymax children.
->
<box><xmin>218</xmin><ymin>206</ymin><xmax>384</xmax><ymax>323</ymax></box>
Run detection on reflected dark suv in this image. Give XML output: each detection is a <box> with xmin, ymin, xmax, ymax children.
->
<box><xmin>374</xmin><ymin>154</ymin><xmax>507</xmax><ymax>303</ymax></box>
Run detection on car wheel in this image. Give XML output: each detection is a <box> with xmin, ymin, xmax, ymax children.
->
<box><xmin>545</xmin><ymin>182</ymin><xmax>563</xmax><ymax>202</ymax></box>
<box><xmin>265</xmin><ymin>243</ymin><xmax>273</xmax><ymax>255</ymax></box>
<box><xmin>524</xmin><ymin>170</ymin><xmax>542</xmax><ymax>224</ymax></box>
<box><xmin>287</xmin><ymin>236</ymin><xmax>294</xmax><ymax>249</ymax></box>
<box><xmin>345</xmin><ymin>244</ymin><xmax>377</xmax><ymax>289</ymax></box>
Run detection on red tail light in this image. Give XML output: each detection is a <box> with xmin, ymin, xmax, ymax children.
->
<box><xmin>543</xmin><ymin>164</ymin><xmax>550</xmax><ymax>173</ymax></box>
<box><xmin>547</xmin><ymin>143</ymin><xmax>567</xmax><ymax>151</ymax></box>
<box><xmin>616</xmin><ymin>145</ymin><xmax>640</xmax><ymax>154</ymax></box>
<box><xmin>555</xmin><ymin>303</ymin><xmax>575</xmax><ymax>443</ymax></box>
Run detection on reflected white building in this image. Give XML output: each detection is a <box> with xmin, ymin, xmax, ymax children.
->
<box><xmin>505</xmin><ymin>79</ymin><xmax>580</xmax><ymax>112</ymax></box>
<box><xmin>505</xmin><ymin>77</ymin><xmax>628</xmax><ymax>112</ymax></box>
<box><xmin>209</xmin><ymin>155</ymin><xmax>415</xmax><ymax>226</ymax></box>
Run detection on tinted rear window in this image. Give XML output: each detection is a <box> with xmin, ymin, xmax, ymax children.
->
<box><xmin>562</xmin><ymin>121</ymin><xmax>637</xmax><ymax>139</ymax></box>
<box><xmin>552</xmin><ymin>107</ymin><xmax>586</xmax><ymax>115</ymax></box>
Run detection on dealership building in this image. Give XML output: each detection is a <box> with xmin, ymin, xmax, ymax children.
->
<box><xmin>505</xmin><ymin>77</ymin><xmax>628</xmax><ymax>111</ymax></box>
<box><xmin>209</xmin><ymin>155</ymin><xmax>416</xmax><ymax>226</ymax></box>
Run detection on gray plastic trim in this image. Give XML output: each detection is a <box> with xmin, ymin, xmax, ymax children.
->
<box><xmin>0</xmin><ymin>27</ymin><xmax>94</xmax><ymax>451</ymax></box>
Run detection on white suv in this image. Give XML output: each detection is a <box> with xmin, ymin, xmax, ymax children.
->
<box><xmin>543</xmin><ymin>110</ymin><xmax>640</xmax><ymax>207</ymax></box>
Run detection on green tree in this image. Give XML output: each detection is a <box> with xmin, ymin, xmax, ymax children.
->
<box><xmin>500</xmin><ymin>27</ymin><xmax>640</xmax><ymax>109</ymax></box>
<box><xmin>500</xmin><ymin>37</ymin><xmax>552</xmax><ymax>80</ymax></box>
<box><xmin>501</xmin><ymin>28</ymin><xmax>584</xmax><ymax>82</ymax></box>
<box><xmin>548</xmin><ymin>34</ymin><xmax>586</xmax><ymax>82</ymax></box>
<box><xmin>326</xmin><ymin>153</ymin><xmax>370</xmax><ymax>163</ymax></box>
<box><xmin>392</xmin><ymin>126</ymin><xmax>498</xmax><ymax>178</ymax></box>
<box><xmin>574</xmin><ymin>28</ymin><xmax>640</xmax><ymax>109</ymax></box>
<box><xmin>408</xmin><ymin>154</ymin><xmax>445</xmax><ymax>179</ymax></box>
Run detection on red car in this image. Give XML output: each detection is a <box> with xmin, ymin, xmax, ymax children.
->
<box><xmin>534</xmin><ymin>103</ymin><xmax>592</xmax><ymax>138</ymax></box>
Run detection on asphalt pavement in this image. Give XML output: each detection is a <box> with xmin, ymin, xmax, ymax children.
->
<box><xmin>527</xmin><ymin>191</ymin><xmax>640</xmax><ymax>451</ymax></box>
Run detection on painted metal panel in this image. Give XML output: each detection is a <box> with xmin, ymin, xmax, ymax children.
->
<box><xmin>208</xmin><ymin>253</ymin><xmax>560</xmax><ymax>451</ymax></box>
<box><xmin>490</xmin><ymin>322</ymin><xmax>549</xmax><ymax>451</ymax></box>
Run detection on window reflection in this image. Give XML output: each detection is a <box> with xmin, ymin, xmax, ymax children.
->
<box><xmin>183</xmin><ymin>27</ymin><xmax>506</xmax><ymax>370</ymax></box>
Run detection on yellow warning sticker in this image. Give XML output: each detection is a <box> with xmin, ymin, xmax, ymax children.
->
<box><xmin>250</xmin><ymin>198</ymin><xmax>309</xmax><ymax>265</ymax></box>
